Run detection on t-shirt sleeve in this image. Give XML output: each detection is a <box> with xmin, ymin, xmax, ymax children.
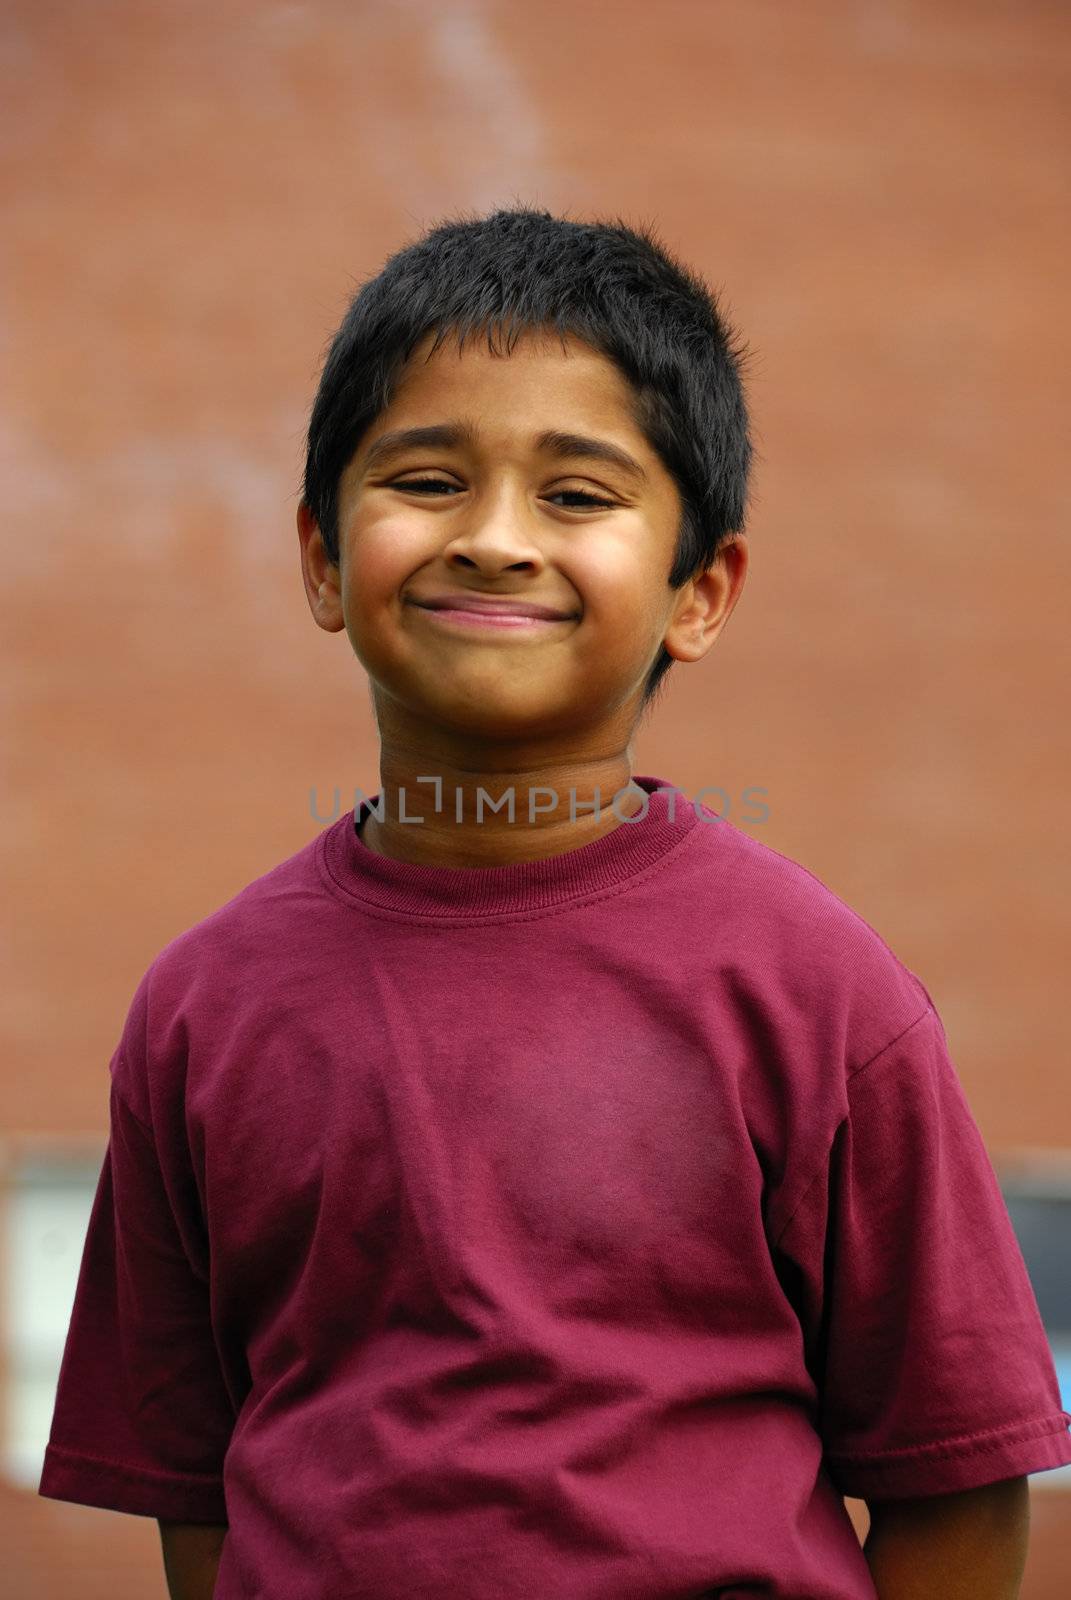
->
<box><xmin>38</xmin><ymin>1053</ymin><xmax>235</xmax><ymax>1521</ymax></box>
<box><xmin>771</xmin><ymin>1003</ymin><xmax>1071</xmax><ymax>1502</ymax></box>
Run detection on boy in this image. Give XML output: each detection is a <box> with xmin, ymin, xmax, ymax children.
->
<box><xmin>40</xmin><ymin>207</ymin><xmax>1071</xmax><ymax>1599</ymax></box>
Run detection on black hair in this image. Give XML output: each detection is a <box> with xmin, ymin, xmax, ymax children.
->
<box><xmin>302</xmin><ymin>205</ymin><xmax>752</xmax><ymax>706</ymax></box>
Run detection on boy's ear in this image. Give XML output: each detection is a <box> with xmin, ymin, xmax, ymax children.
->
<box><xmin>297</xmin><ymin>501</ymin><xmax>346</xmax><ymax>634</ymax></box>
<box><xmin>662</xmin><ymin>535</ymin><xmax>748</xmax><ymax>665</ymax></box>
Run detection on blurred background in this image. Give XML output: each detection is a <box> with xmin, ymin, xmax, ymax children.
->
<box><xmin>2</xmin><ymin>0</ymin><xmax>1069</xmax><ymax>1593</ymax></box>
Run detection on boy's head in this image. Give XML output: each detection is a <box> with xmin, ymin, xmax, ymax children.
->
<box><xmin>299</xmin><ymin>206</ymin><xmax>751</xmax><ymax>739</ymax></box>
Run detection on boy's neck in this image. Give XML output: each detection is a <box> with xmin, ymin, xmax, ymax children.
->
<box><xmin>359</xmin><ymin>747</ymin><xmax>648</xmax><ymax>869</ymax></box>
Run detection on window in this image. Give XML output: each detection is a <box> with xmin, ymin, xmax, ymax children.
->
<box><xmin>1</xmin><ymin>1144</ymin><xmax>103</xmax><ymax>1487</ymax></box>
<box><xmin>997</xmin><ymin>1149</ymin><xmax>1071</xmax><ymax>1489</ymax></box>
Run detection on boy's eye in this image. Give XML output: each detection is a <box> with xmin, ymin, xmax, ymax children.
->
<box><xmin>393</xmin><ymin>477</ymin><xmax>460</xmax><ymax>496</ymax></box>
<box><xmin>392</xmin><ymin>477</ymin><xmax>616</xmax><ymax>510</ymax></box>
<box><xmin>548</xmin><ymin>489</ymin><xmax>617</xmax><ymax>510</ymax></box>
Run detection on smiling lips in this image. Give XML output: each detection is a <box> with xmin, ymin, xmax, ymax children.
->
<box><xmin>409</xmin><ymin>593</ymin><xmax>577</xmax><ymax>628</ymax></box>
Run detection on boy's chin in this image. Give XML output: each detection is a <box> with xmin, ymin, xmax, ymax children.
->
<box><xmin>423</xmin><ymin>694</ymin><xmax>575</xmax><ymax>742</ymax></box>
<box><xmin>375</xmin><ymin>674</ymin><xmax>584</xmax><ymax>742</ymax></box>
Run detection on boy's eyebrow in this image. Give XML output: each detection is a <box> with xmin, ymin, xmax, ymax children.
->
<box><xmin>538</xmin><ymin>430</ymin><xmax>648</xmax><ymax>485</ymax></box>
<box><xmin>358</xmin><ymin>423</ymin><xmax>648</xmax><ymax>484</ymax></box>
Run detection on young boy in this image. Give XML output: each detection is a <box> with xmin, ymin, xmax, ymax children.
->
<box><xmin>40</xmin><ymin>207</ymin><xmax>1071</xmax><ymax>1600</ymax></box>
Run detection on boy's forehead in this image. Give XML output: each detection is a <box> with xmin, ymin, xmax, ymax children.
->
<box><xmin>373</xmin><ymin>325</ymin><xmax>642</xmax><ymax>436</ymax></box>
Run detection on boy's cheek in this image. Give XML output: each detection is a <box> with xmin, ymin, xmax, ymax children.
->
<box><xmin>343</xmin><ymin>517</ymin><xmax>431</xmax><ymax>590</ymax></box>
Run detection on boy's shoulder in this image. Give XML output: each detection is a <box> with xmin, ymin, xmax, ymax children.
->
<box><xmin>117</xmin><ymin>826</ymin><xmax>331</xmax><ymax>1060</ymax></box>
<box><xmin>689</xmin><ymin>812</ymin><xmax>935</xmax><ymax>1060</ymax></box>
<box><xmin>109</xmin><ymin>824</ymin><xmax>342</xmax><ymax>1118</ymax></box>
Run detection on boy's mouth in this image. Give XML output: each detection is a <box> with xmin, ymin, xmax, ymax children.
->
<box><xmin>407</xmin><ymin>592</ymin><xmax>578</xmax><ymax>624</ymax></box>
<box><xmin>409</xmin><ymin>602</ymin><xmax>576</xmax><ymax>633</ymax></box>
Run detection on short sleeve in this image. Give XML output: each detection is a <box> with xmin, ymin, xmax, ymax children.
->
<box><xmin>771</xmin><ymin>1004</ymin><xmax>1071</xmax><ymax>1501</ymax></box>
<box><xmin>38</xmin><ymin>1077</ymin><xmax>235</xmax><ymax>1521</ymax></box>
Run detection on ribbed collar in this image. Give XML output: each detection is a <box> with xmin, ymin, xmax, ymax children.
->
<box><xmin>319</xmin><ymin>773</ymin><xmax>701</xmax><ymax>920</ymax></box>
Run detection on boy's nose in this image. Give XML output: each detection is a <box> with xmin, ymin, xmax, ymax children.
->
<box><xmin>441</xmin><ymin>494</ymin><xmax>546</xmax><ymax>575</ymax></box>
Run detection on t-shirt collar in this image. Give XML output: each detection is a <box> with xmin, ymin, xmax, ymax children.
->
<box><xmin>320</xmin><ymin>773</ymin><xmax>701</xmax><ymax>919</ymax></box>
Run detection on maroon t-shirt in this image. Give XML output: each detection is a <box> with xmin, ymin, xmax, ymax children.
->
<box><xmin>40</xmin><ymin>776</ymin><xmax>1071</xmax><ymax>1598</ymax></box>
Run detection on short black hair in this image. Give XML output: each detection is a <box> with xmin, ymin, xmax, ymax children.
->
<box><xmin>302</xmin><ymin>205</ymin><xmax>752</xmax><ymax>706</ymax></box>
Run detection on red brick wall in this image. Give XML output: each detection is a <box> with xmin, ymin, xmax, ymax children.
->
<box><xmin>4</xmin><ymin>1</ymin><xmax>1067</xmax><ymax>1592</ymax></box>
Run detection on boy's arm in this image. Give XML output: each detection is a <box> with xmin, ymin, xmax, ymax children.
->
<box><xmin>862</xmin><ymin>1476</ymin><xmax>1030</xmax><ymax>1600</ymax></box>
<box><xmin>770</xmin><ymin>1003</ymin><xmax>1071</xmax><ymax>1512</ymax></box>
<box><xmin>159</xmin><ymin>1521</ymin><xmax>229</xmax><ymax>1600</ymax></box>
<box><xmin>40</xmin><ymin>977</ymin><xmax>237</xmax><ymax>1527</ymax></box>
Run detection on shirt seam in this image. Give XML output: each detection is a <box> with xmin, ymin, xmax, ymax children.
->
<box><xmin>770</xmin><ymin>1004</ymin><xmax>935</xmax><ymax>1248</ymax></box>
<box><xmin>108</xmin><ymin>1046</ymin><xmax>158</xmax><ymax>1138</ymax></box>
<box><xmin>314</xmin><ymin>811</ymin><xmax>709</xmax><ymax>926</ymax></box>
<box><xmin>844</xmin><ymin>1003</ymin><xmax>935</xmax><ymax>1090</ymax></box>
<box><xmin>45</xmin><ymin>1439</ymin><xmax>225</xmax><ymax>1486</ymax></box>
<box><xmin>825</xmin><ymin>1410</ymin><xmax>1071</xmax><ymax>1464</ymax></box>
<box><xmin>112</xmin><ymin>1076</ymin><xmax>156</xmax><ymax>1136</ymax></box>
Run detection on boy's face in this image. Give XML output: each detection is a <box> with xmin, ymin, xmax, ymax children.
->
<box><xmin>300</xmin><ymin>328</ymin><xmax>743</xmax><ymax>745</ymax></box>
